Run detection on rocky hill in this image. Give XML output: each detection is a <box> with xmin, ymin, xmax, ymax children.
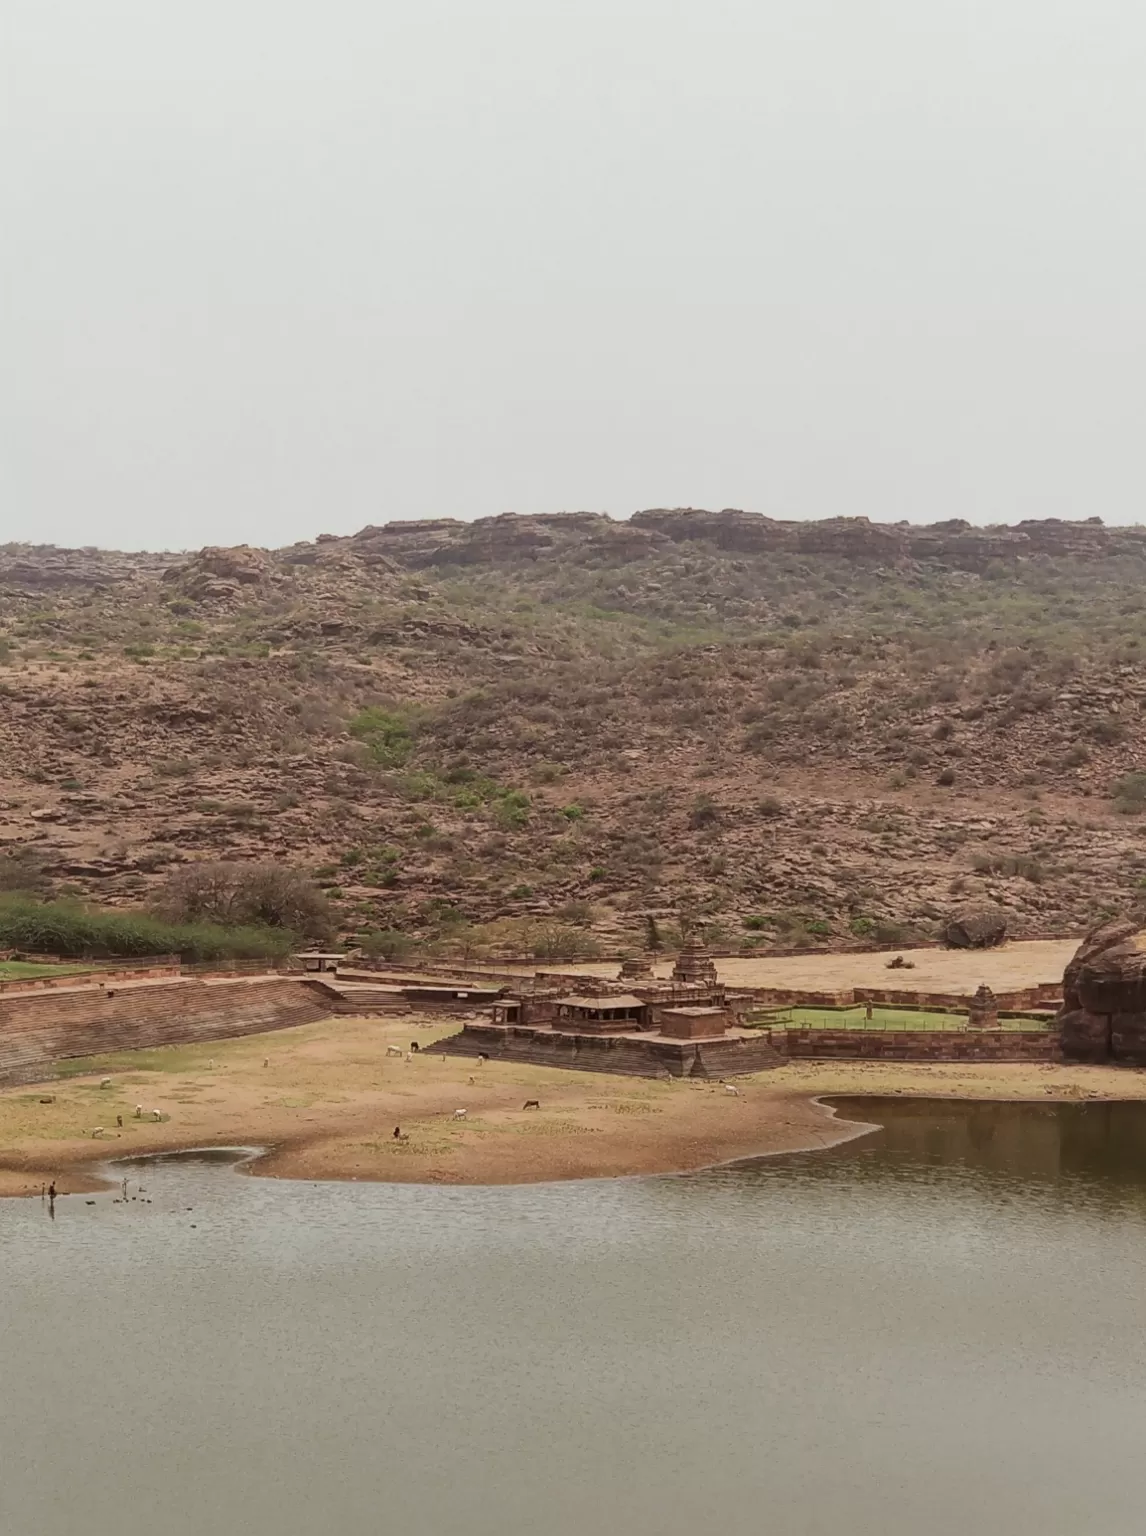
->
<box><xmin>4</xmin><ymin>510</ymin><xmax>1146</xmax><ymax>956</ymax></box>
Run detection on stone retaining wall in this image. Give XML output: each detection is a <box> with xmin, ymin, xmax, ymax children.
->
<box><xmin>0</xmin><ymin>978</ymin><xmax>336</xmax><ymax>1087</ymax></box>
<box><xmin>776</xmin><ymin>1029</ymin><xmax>1060</xmax><ymax>1062</ymax></box>
<box><xmin>753</xmin><ymin>984</ymin><xmax>1061</xmax><ymax>1012</ymax></box>
<box><xmin>0</xmin><ymin>964</ymin><xmax>182</xmax><ymax>998</ymax></box>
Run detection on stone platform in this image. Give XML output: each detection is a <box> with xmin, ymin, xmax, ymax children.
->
<box><xmin>431</xmin><ymin>1021</ymin><xmax>783</xmax><ymax>1079</ymax></box>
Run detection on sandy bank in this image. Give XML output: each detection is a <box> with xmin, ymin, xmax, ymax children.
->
<box><xmin>1</xmin><ymin>1012</ymin><xmax>1141</xmax><ymax>1197</ymax></box>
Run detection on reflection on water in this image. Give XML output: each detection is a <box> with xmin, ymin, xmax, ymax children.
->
<box><xmin>824</xmin><ymin>1096</ymin><xmax>1146</xmax><ymax>1192</ymax></box>
<box><xmin>3</xmin><ymin>1101</ymin><xmax>1146</xmax><ymax>1536</ymax></box>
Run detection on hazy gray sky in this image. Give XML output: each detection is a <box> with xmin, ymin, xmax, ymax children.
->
<box><xmin>3</xmin><ymin>0</ymin><xmax>1145</xmax><ymax>550</ymax></box>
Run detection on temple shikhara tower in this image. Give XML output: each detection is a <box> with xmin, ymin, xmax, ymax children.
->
<box><xmin>671</xmin><ymin>939</ymin><xmax>719</xmax><ymax>988</ymax></box>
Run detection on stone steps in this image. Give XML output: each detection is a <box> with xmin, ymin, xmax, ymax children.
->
<box><xmin>0</xmin><ymin>978</ymin><xmax>337</xmax><ymax>1087</ymax></box>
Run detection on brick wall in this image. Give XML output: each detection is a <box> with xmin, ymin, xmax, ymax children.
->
<box><xmin>0</xmin><ymin>978</ymin><xmax>336</xmax><ymax>1087</ymax></box>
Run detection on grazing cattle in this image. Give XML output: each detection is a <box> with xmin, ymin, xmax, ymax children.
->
<box><xmin>100</xmin><ymin>1078</ymin><xmax>112</xmax><ymax>1089</ymax></box>
<box><xmin>152</xmin><ymin>1109</ymin><xmax>163</xmax><ymax>1122</ymax></box>
<box><xmin>134</xmin><ymin>1105</ymin><xmax>143</xmax><ymax>1119</ymax></box>
<box><xmin>523</xmin><ymin>1100</ymin><xmax>540</xmax><ymax>1110</ymax></box>
<box><xmin>409</xmin><ymin>1042</ymin><xmax>420</xmax><ymax>1053</ymax></box>
<box><xmin>477</xmin><ymin>1053</ymin><xmax>489</xmax><ymax>1064</ymax></box>
<box><xmin>386</xmin><ymin>1045</ymin><xmax>403</xmax><ymax>1057</ymax></box>
<box><xmin>91</xmin><ymin>1128</ymin><xmax>106</xmax><ymax>1139</ymax></box>
<box><xmin>722</xmin><ymin>1083</ymin><xmax>740</xmax><ymax>1096</ymax></box>
<box><xmin>453</xmin><ymin>1108</ymin><xmax>467</xmax><ymax>1120</ymax></box>
<box><xmin>468</xmin><ymin>1075</ymin><xmax>476</xmax><ymax>1085</ymax></box>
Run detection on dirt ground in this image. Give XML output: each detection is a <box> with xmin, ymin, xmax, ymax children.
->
<box><xmin>517</xmin><ymin>938</ymin><xmax>1077</xmax><ymax>992</ymax></box>
<box><xmin>2</xmin><ymin>1007</ymin><xmax>1141</xmax><ymax>1198</ymax></box>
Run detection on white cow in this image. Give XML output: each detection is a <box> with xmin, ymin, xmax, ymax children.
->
<box><xmin>99</xmin><ymin>1077</ymin><xmax>112</xmax><ymax>1089</ymax></box>
<box><xmin>152</xmin><ymin>1109</ymin><xmax>163</xmax><ymax>1122</ymax></box>
<box><xmin>723</xmin><ymin>1083</ymin><xmax>740</xmax><ymax>1096</ymax></box>
<box><xmin>386</xmin><ymin>1045</ymin><xmax>403</xmax><ymax>1058</ymax></box>
<box><xmin>453</xmin><ymin>1108</ymin><xmax>467</xmax><ymax>1120</ymax></box>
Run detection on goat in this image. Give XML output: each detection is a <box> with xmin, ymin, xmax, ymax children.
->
<box><xmin>91</xmin><ymin>1127</ymin><xmax>106</xmax><ymax>1139</ymax></box>
<box><xmin>523</xmin><ymin>1100</ymin><xmax>540</xmax><ymax>1110</ymax></box>
<box><xmin>723</xmin><ymin>1083</ymin><xmax>740</xmax><ymax>1096</ymax></box>
<box><xmin>152</xmin><ymin>1109</ymin><xmax>163</xmax><ymax>1122</ymax></box>
<box><xmin>134</xmin><ymin>1105</ymin><xmax>143</xmax><ymax>1119</ymax></box>
<box><xmin>386</xmin><ymin>1045</ymin><xmax>403</xmax><ymax>1058</ymax></box>
<box><xmin>100</xmin><ymin>1077</ymin><xmax>112</xmax><ymax>1089</ymax></box>
<box><xmin>453</xmin><ymin>1108</ymin><xmax>467</xmax><ymax>1120</ymax></box>
<box><xmin>468</xmin><ymin>1075</ymin><xmax>476</xmax><ymax>1085</ymax></box>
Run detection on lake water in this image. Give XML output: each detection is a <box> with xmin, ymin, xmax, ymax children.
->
<box><xmin>3</xmin><ymin>1099</ymin><xmax>1146</xmax><ymax>1536</ymax></box>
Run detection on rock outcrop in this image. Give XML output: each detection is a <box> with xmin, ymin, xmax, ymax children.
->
<box><xmin>943</xmin><ymin>909</ymin><xmax>1009</xmax><ymax>949</ymax></box>
<box><xmin>1058</xmin><ymin>919</ymin><xmax>1146</xmax><ymax>1063</ymax></box>
<box><xmin>162</xmin><ymin>545</ymin><xmax>281</xmax><ymax>603</ymax></box>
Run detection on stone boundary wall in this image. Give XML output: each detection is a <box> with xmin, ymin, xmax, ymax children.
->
<box><xmin>776</xmin><ymin>1029</ymin><xmax>1060</xmax><ymax>1062</ymax></box>
<box><xmin>0</xmin><ymin>978</ymin><xmax>337</xmax><ymax>1088</ymax></box>
<box><xmin>0</xmin><ymin>964</ymin><xmax>182</xmax><ymax>998</ymax></box>
<box><xmin>752</xmin><ymin>983</ymin><xmax>1061</xmax><ymax>1012</ymax></box>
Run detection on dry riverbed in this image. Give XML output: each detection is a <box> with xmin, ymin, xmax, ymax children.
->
<box><xmin>1</xmin><ymin>1012</ymin><xmax>1143</xmax><ymax>1197</ymax></box>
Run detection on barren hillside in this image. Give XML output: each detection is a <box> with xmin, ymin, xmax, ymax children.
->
<box><xmin>3</xmin><ymin>510</ymin><xmax>1146</xmax><ymax>955</ymax></box>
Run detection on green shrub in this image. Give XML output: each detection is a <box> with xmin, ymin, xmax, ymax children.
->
<box><xmin>348</xmin><ymin>706</ymin><xmax>415</xmax><ymax>767</ymax></box>
<box><xmin>1088</xmin><ymin>715</ymin><xmax>1127</xmax><ymax>745</ymax></box>
<box><xmin>359</xmin><ymin>928</ymin><xmax>412</xmax><ymax>962</ymax></box>
<box><xmin>0</xmin><ymin>896</ymin><xmax>293</xmax><ymax>962</ymax></box>
<box><xmin>1112</xmin><ymin>772</ymin><xmax>1146</xmax><ymax>815</ymax></box>
<box><xmin>495</xmin><ymin>790</ymin><xmax>531</xmax><ymax>830</ymax></box>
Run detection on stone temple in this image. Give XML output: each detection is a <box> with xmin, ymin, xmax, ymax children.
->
<box><xmin>433</xmin><ymin>943</ymin><xmax>781</xmax><ymax>1078</ymax></box>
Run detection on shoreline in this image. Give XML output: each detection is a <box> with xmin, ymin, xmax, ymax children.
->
<box><xmin>3</xmin><ymin>1011</ymin><xmax>1146</xmax><ymax>1197</ymax></box>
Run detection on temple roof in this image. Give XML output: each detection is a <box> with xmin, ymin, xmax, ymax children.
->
<box><xmin>556</xmin><ymin>993</ymin><xmax>647</xmax><ymax>1010</ymax></box>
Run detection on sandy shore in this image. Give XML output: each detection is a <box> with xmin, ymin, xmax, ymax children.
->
<box><xmin>1</xmin><ymin>1011</ymin><xmax>1140</xmax><ymax>1197</ymax></box>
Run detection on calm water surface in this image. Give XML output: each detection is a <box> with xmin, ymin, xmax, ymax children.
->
<box><xmin>3</xmin><ymin>1099</ymin><xmax>1146</xmax><ymax>1536</ymax></box>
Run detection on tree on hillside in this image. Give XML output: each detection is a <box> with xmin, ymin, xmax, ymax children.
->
<box><xmin>154</xmin><ymin>862</ymin><xmax>334</xmax><ymax>939</ymax></box>
<box><xmin>0</xmin><ymin>849</ymin><xmax>50</xmax><ymax>897</ymax></box>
